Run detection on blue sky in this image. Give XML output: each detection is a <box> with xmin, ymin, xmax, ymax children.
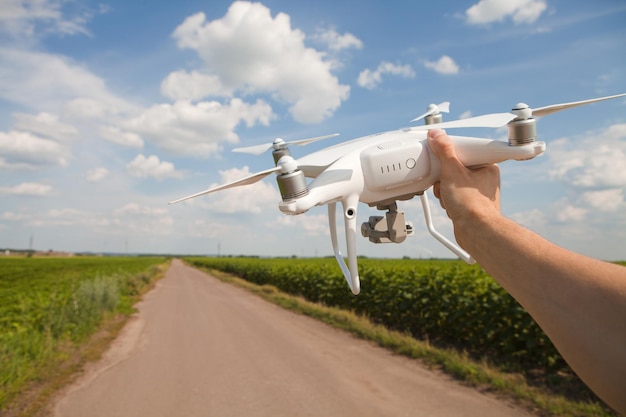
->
<box><xmin>1</xmin><ymin>0</ymin><xmax>625</xmax><ymax>260</ymax></box>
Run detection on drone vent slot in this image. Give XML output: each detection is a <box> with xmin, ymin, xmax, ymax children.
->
<box><xmin>380</xmin><ymin>163</ymin><xmax>402</xmax><ymax>174</ymax></box>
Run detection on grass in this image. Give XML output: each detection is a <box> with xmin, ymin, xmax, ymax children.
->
<box><xmin>0</xmin><ymin>256</ymin><xmax>170</xmax><ymax>417</ymax></box>
<box><xmin>198</xmin><ymin>265</ymin><xmax>616</xmax><ymax>417</ymax></box>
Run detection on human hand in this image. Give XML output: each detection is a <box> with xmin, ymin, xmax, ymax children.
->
<box><xmin>427</xmin><ymin>129</ymin><xmax>502</xmax><ymax>247</ymax></box>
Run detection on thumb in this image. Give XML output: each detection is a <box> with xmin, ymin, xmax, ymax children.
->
<box><xmin>427</xmin><ymin>129</ymin><xmax>459</xmax><ymax>163</ymax></box>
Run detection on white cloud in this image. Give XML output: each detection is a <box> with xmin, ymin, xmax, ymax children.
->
<box><xmin>126</xmin><ymin>154</ymin><xmax>184</xmax><ymax>180</ymax></box>
<box><xmin>160</xmin><ymin>70</ymin><xmax>232</xmax><ymax>102</ymax></box>
<box><xmin>23</xmin><ymin>208</ymin><xmax>108</xmax><ymax>227</ymax></box>
<box><xmin>274</xmin><ymin>212</ymin><xmax>329</xmax><ymax>236</ymax></box>
<box><xmin>555</xmin><ymin>204</ymin><xmax>587</xmax><ymax>223</ymax></box>
<box><xmin>0</xmin><ymin>130</ymin><xmax>68</xmax><ymax>169</ymax></box>
<box><xmin>357</xmin><ymin>61</ymin><xmax>416</xmax><ymax>90</ymax></box>
<box><xmin>548</xmin><ymin>124</ymin><xmax>626</xmax><ymax>189</ymax></box>
<box><xmin>424</xmin><ymin>55</ymin><xmax>460</xmax><ymax>75</ymax></box>
<box><xmin>0</xmin><ymin>182</ymin><xmax>52</xmax><ymax>196</ymax></box>
<box><xmin>465</xmin><ymin>0</ymin><xmax>547</xmax><ymax>25</ymax></box>
<box><xmin>0</xmin><ymin>48</ymin><xmax>136</xmax><ymax>114</ymax></box>
<box><xmin>62</xmin><ymin>97</ymin><xmax>120</xmax><ymax>121</ymax></box>
<box><xmin>113</xmin><ymin>203</ymin><xmax>174</xmax><ymax>235</ymax></box>
<box><xmin>581</xmin><ymin>189</ymin><xmax>624</xmax><ymax>212</ymax></box>
<box><xmin>98</xmin><ymin>126</ymin><xmax>144</xmax><ymax>149</ymax></box>
<box><xmin>13</xmin><ymin>112</ymin><xmax>78</xmax><ymax>142</ymax></box>
<box><xmin>85</xmin><ymin>167</ymin><xmax>109</xmax><ymax>183</ymax></box>
<box><xmin>170</xmin><ymin>1</ymin><xmax>349</xmax><ymax>123</ymax></box>
<box><xmin>125</xmin><ymin>98</ymin><xmax>274</xmax><ymax>157</ymax></box>
<box><xmin>0</xmin><ymin>0</ymin><xmax>93</xmax><ymax>39</ymax></box>
<box><xmin>312</xmin><ymin>27</ymin><xmax>363</xmax><ymax>52</ymax></box>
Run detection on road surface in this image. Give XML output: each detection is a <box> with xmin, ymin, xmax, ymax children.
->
<box><xmin>53</xmin><ymin>259</ymin><xmax>533</xmax><ymax>417</ymax></box>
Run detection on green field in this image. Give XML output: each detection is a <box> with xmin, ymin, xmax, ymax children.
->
<box><xmin>0</xmin><ymin>256</ymin><xmax>168</xmax><ymax>413</ymax></box>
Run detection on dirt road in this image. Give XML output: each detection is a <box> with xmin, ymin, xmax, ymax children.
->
<box><xmin>53</xmin><ymin>259</ymin><xmax>533</xmax><ymax>417</ymax></box>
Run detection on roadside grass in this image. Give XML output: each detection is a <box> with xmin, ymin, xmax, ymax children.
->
<box><xmin>200</xmin><ymin>266</ymin><xmax>615</xmax><ymax>417</ymax></box>
<box><xmin>0</xmin><ymin>257</ymin><xmax>170</xmax><ymax>417</ymax></box>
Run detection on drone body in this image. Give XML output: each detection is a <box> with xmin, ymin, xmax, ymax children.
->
<box><xmin>170</xmin><ymin>93</ymin><xmax>625</xmax><ymax>294</ymax></box>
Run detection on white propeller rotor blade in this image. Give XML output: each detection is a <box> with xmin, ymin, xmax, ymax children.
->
<box><xmin>532</xmin><ymin>93</ymin><xmax>626</xmax><ymax>117</ymax></box>
<box><xmin>232</xmin><ymin>143</ymin><xmax>273</xmax><ymax>156</ymax></box>
<box><xmin>410</xmin><ymin>112</ymin><xmax>517</xmax><ymax>131</ymax></box>
<box><xmin>169</xmin><ymin>166</ymin><xmax>281</xmax><ymax>204</ymax></box>
<box><xmin>410</xmin><ymin>101</ymin><xmax>450</xmax><ymax>123</ymax></box>
<box><xmin>232</xmin><ymin>133</ymin><xmax>339</xmax><ymax>155</ymax></box>
<box><xmin>289</xmin><ymin>133</ymin><xmax>340</xmax><ymax>146</ymax></box>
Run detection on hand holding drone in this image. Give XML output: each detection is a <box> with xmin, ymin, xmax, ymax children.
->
<box><xmin>170</xmin><ymin>93</ymin><xmax>625</xmax><ymax>295</ymax></box>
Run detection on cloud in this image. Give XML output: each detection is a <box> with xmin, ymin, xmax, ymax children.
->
<box><xmin>0</xmin><ymin>0</ymin><xmax>94</xmax><ymax>39</ymax></box>
<box><xmin>555</xmin><ymin>204</ymin><xmax>587</xmax><ymax>223</ymax></box>
<box><xmin>357</xmin><ymin>61</ymin><xmax>415</xmax><ymax>90</ymax></box>
<box><xmin>85</xmin><ymin>167</ymin><xmax>109</xmax><ymax>183</ymax></box>
<box><xmin>581</xmin><ymin>189</ymin><xmax>624</xmax><ymax>212</ymax></box>
<box><xmin>0</xmin><ymin>182</ymin><xmax>52</xmax><ymax>196</ymax></box>
<box><xmin>465</xmin><ymin>0</ymin><xmax>547</xmax><ymax>25</ymax></box>
<box><xmin>160</xmin><ymin>70</ymin><xmax>232</xmax><ymax>101</ymax></box>
<box><xmin>126</xmin><ymin>154</ymin><xmax>184</xmax><ymax>180</ymax></box>
<box><xmin>0</xmin><ymin>130</ymin><xmax>68</xmax><ymax>169</ymax></box>
<box><xmin>98</xmin><ymin>126</ymin><xmax>144</xmax><ymax>149</ymax></box>
<box><xmin>125</xmin><ymin>98</ymin><xmax>274</xmax><ymax>157</ymax></box>
<box><xmin>13</xmin><ymin>112</ymin><xmax>78</xmax><ymax>142</ymax></box>
<box><xmin>424</xmin><ymin>55</ymin><xmax>460</xmax><ymax>75</ymax></box>
<box><xmin>548</xmin><ymin>124</ymin><xmax>626</xmax><ymax>189</ymax></box>
<box><xmin>0</xmin><ymin>48</ymin><xmax>137</xmax><ymax>115</ymax></box>
<box><xmin>311</xmin><ymin>27</ymin><xmax>363</xmax><ymax>52</ymax></box>
<box><xmin>170</xmin><ymin>1</ymin><xmax>349</xmax><ymax>123</ymax></box>
<box><xmin>113</xmin><ymin>203</ymin><xmax>174</xmax><ymax>235</ymax></box>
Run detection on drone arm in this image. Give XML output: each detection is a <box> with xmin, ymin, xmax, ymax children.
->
<box><xmin>328</xmin><ymin>197</ymin><xmax>361</xmax><ymax>295</ymax></box>
<box><xmin>420</xmin><ymin>192</ymin><xmax>475</xmax><ymax>264</ymax></box>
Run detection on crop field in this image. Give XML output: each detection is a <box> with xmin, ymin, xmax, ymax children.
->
<box><xmin>0</xmin><ymin>256</ymin><xmax>168</xmax><ymax>412</ymax></box>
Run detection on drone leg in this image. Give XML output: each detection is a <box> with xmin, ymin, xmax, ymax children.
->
<box><xmin>328</xmin><ymin>200</ymin><xmax>361</xmax><ymax>295</ymax></box>
<box><xmin>419</xmin><ymin>191</ymin><xmax>475</xmax><ymax>264</ymax></box>
<box><xmin>329</xmin><ymin>203</ymin><xmax>352</xmax><ymax>288</ymax></box>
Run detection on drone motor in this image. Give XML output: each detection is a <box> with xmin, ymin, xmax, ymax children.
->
<box><xmin>424</xmin><ymin>104</ymin><xmax>444</xmax><ymax>125</ymax></box>
<box><xmin>275</xmin><ymin>155</ymin><xmax>309</xmax><ymax>201</ymax></box>
<box><xmin>508</xmin><ymin>103</ymin><xmax>537</xmax><ymax>146</ymax></box>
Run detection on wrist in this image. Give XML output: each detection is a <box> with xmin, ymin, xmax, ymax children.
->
<box><xmin>453</xmin><ymin>206</ymin><xmax>503</xmax><ymax>252</ymax></box>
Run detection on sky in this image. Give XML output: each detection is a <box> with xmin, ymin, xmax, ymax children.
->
<box><xmin>0</xmin><ymin>0</ymin><xmax>625</xmax><ymax>260</ymax></box>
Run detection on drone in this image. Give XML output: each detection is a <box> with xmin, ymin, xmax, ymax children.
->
<box><xmin>170</xmin><ymin>93</ymin><xmax>625</xmax><ymax>295</ymax></box>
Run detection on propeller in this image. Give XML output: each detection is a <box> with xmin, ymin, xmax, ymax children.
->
<box><xmin>518</xmin><ymin>93</ymin><xmax>626</xmax><ymax>118</ymax></box>
<box><xmin>410</xmin><ymin>101</ymin><xmax>450</xmax><ymax>123</ymax></box>
<box><xmin>233</xmin><ymin>133</ymin><xmax>339</xmax><ymax>155</ymax></box>
<box><xmin>410</xmin><ymin>112</ymin><xmax>517</xmax><ymax>131</ymax></box>
<box><xmin>410</xmin><ymin>93</ymin><xmax>626</xmax><ymax>132</ymax></box>
<box><xmin>168</xmin><ymin>165</ymin><xmax>281</xmax><ymax>204</ymax></box>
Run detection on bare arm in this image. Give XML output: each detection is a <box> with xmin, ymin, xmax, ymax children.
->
<box><xmin>427</xmin><ymin>129</ymin><xmax>626</xmax><ymax>414</ymax></box>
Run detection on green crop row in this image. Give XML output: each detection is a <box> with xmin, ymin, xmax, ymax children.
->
<box><xmin>185</xmin><ymin>257</ymin><xmax>562</xmax><ymax>372</ymax></box>
<box><xmin>0</xmin><ymin>256</ymin><xmax>167</xmax><ymax>411</ymax></box>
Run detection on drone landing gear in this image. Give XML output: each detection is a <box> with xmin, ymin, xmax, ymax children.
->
<box><xmin>419</xmin><ymin>192</ymin><xmax>474</xmax><ymax>264</ymax></box>
<box><xmin>328</xmin><ymin>198</ymin><xmax>360</xmax><ymax>295</ymax></box>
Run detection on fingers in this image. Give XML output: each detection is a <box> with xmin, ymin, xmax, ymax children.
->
<box><xmin>427</xmin><ymin>129</ymin><xmax>458</xmax><ymax>162</ymax></box>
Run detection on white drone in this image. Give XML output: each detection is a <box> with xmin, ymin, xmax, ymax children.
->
<box><xmin>170</xmin><ymin>93</ymin><xmax>625</xmax><ymax>295</ymax></box>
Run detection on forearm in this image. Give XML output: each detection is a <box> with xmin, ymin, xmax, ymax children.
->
<box><xmin>457</xmin><ymin>214</ymin><xmax>626</xmax><ymax>414</ymax></box>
